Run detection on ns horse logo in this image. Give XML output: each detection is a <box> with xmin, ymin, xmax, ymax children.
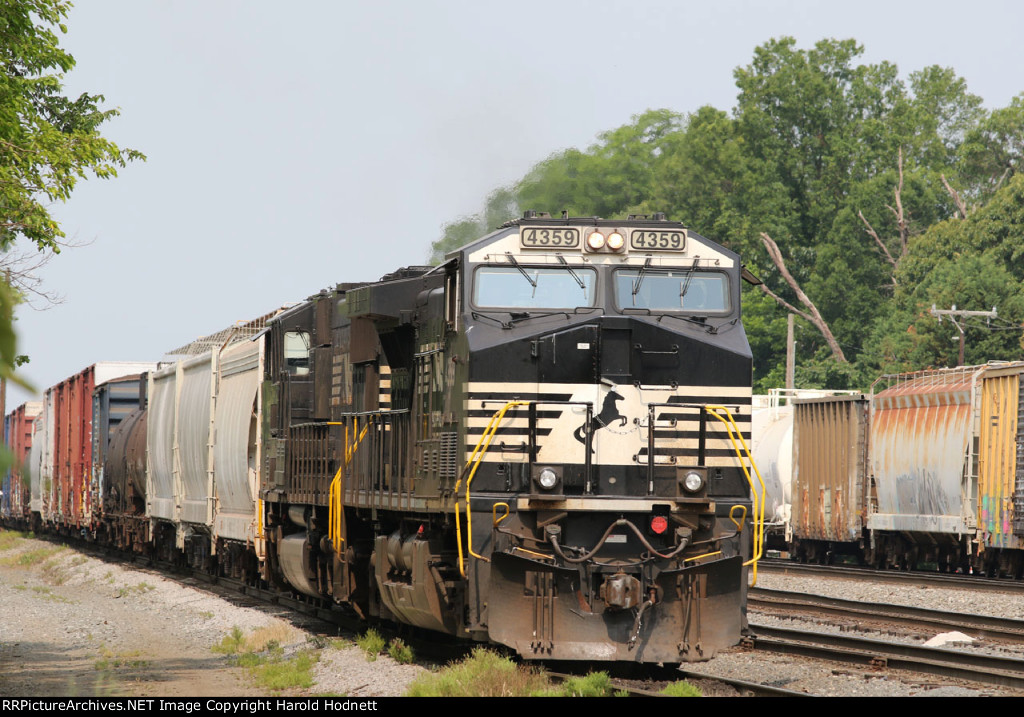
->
<box><xmin>573</xmin><ymin>389</ymin><xmax>629</xmax><ymax>451</ymax></box>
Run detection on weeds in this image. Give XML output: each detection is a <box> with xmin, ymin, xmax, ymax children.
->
<box><xmin>42</xmin><ymin>559</ymin><xmax>70</xmax><ymax>585</ymax></box>
<box><xmin>30</xmin><ymin>586</ymin><xmax>72</xmax><ymax>603</ymax></box>
<box><xmin>405</xmin><ymin>648</ymin><xmax>550</xmax><ymax>697</ymax></box>
<box><xmin>213</xmin><ymin>624</ymin><xmax>300</xmax><ymax>655</ymax></box>
<box><xmin>212</xmin><ymin>625</ymin><xmax>317</xmax><ymax>691</ymax></box>
<box><xmin>116</xmin><ymin>582</ymin><xmax>154</xmax><ymax>598</ymax></box>
<box><xmin>213</xmin><ymin>627</ymin><xmax>247</xmax><ymax>655</ymax></box>
<box><xmin>246</xmin><ymin>651</ymin><xmax>318</xmax><ymax>691</ymax></box>
<box><xmin>0</xmin><ymin>545</ymin><xmax>64</xmax><ymax>567</ymax></box>
<box><xmin>356</xmin><ymin>629</ymin><xmax>386</xmax><ymax>662</ymax></box>
<box><xmin>660</xmin><ymin>680</ymin><xmax>702</xmax><ymax>697</ymax></box>
<box><xmin>557</xmin><ymin>672</ymin><xmax>616</xmax><ymax>697</ymax></box>
<box><xmin>95</xmin><ymin>646</ymin><xmax>150</xmax><ymax>672</ymax></box>
<box><xmin>387</xmin><ymin>638</ymin><xmax>414</xmax><ymax>664</ymax></box>
<box><xmin>0</xmin><ymin>530</ymin><xmax>29</xmax><ymax>551</ymax></box>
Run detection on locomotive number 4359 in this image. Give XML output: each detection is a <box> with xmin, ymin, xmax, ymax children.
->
<box><xmin>630</xmin><ymin>230</ymin><xmax>686</xmax><ymax>251</ymax></box>
<box><xmin>520</xmin><ymin>227</ymin><xmax>580</xmax><ymax>247</ymax></box>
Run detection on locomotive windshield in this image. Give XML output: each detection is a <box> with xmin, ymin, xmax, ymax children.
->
<box><xmin>614</xmin><ymin>268</ymin><xmax>730</xmax><ymax>313</ymax></box>
<box><xmin>473</xmin><ymin>266</ymin><xmax>596</xmax><ymax>309</ymax></box>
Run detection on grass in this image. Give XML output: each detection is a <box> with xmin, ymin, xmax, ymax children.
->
<box><xmin>661</xmin><ymin>680</ymin><xmax>703</xmax><ymax>697</ymax></box>
<box><xmin>355</xmin><ymin>628</ymin><xmax>386</xmax><ymax>661</ymax></box>
<box><xmin>42</xmin><ymin>557</ymin><xmax>72</xmax><ymax>585</ymax></box>
<box><xmin>405</xmin><ymin>648</ymin><xmax>551</xmax><ymax>697</ymax></box>
<box><xmin>0</xmin><ymin>545</ymin><xmax>64</xmax><ymax>567</ymax></box>
<box><xmin>31</xmin><ymin>585</ymin><xmax>73</xmax><ymax>603</ymax></box>
<box><xmin>246</xmin><ymin>651</ymin><xmax>318</xmax><ymax>691</ymax></box>
<box><xmin>213</xmin><ymin>626</ymin><xmax>247</xmax><ymax>655</ymax></box>
<box><xmin>212</xmin><ymin>625</ymin><xmax>317</xmax><ymax>692</ymax></box>
<box><xmin>116</xmin><ymin>582</ymin><xmax>154</xmax><ymax>598</ymax></box>
<box><xmin>387</xmin><ymin>638</ymin><xmax>414</xmax><ymax>664</ymax></box>
<box><xmin>554</xmin><ymin>672</ymin><xmax>618</xmax><ymax>697</ymax></box>
<box><xmin>406</xmin><ymin>649</ymin><xmax>644</xmax><ymax>697</ymax></box>
<box><xmin>95</xmin><ymin>646</ymin><xmax>150</xmax><ymax>672</ymax></box>
<box><xmin>0</xmin><ymin>530</ymin><xmax>31</xmax><ymax>551</ymax></box>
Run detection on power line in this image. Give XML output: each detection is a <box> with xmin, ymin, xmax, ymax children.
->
<box><xmin>930</xmin><ymin>304</ymin><xmax>998</xmax><ymax>366</ymax></box>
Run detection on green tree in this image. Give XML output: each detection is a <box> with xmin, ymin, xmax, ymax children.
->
<box><xmin>860</xmin><ymin>174</ymin><xmax>1024</xmax><ymax>369</ymax></box>
<box><xmin>428</xmin><ymin>186</ymin><xmax>519</xmax><ymax>263</ymax></box>
<box><xmin>1</xmin><ymin>0</ymin><xmax>143</xmax><ymax>385</ymax></box>
<box><xmin>515</xmin><ymin>108</ymin><xmax>683</xmax><ymax>219</ymax></box>
<box><xmin>958</xmin><ymin>92</ymin><xmax>1024</xmax><ymax>201</ymax></box>
<box><xmin>435</xmin><ymin>36</ymin><xmax>1023</xmax><ymax>387</ymax></box>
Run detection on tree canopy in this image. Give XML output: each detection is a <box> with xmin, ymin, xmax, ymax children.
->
<box><xmin>0</xmin><ymin>0</ymin><xmax>142</xmax><ymax>387</ymax></box>
<box><xmin>432</xmin><ymin>37</ymin><xmax>1024</xmax><ymax>390</ymax></box>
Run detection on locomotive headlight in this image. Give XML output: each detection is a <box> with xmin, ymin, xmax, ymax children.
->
<box><xmin>538</xmin><ymin>468</ymin><xmax>559</xmax><ymax>490</ymax></box>
<box><xmin>606</xmin><ymin>230</ymin><xmax>625</xmax><ymax>251</ymax></box>
<box><xmin>586</xmin><ymin>231</ymin><xmax>606</xmax><ymax>251</ymax></box>
<box><xmin>682</xmin><ymin>471</ymin><xmax>705</xmax><ymax>493</ymax></box>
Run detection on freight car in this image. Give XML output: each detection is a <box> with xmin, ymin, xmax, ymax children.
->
<box><xmin>6</xmin><ymin>212</ymin><xmax>764</xmax><ymax>663</ymax></box>
<box><xmin>751</xmin><ymin>388</ymin><xmax>859</xmax><ymax>549</ymax></box>
<box><xmin>2</xmin><ymin>401</ymin><xmax>41</xmax><ymax>523</ymax></box>
<box><xmin>776</xmin><ymin>362</ymin><xmax>1024</xmax><ymax>577</ymax></box>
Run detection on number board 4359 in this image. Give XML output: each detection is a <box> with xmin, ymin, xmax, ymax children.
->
<box><xmin>519</xmin><ymin>227</ymin><xmax>580</xmax><ymax>248</ymax></box>
<box><xmin>630</xmin><ymin>229</ymin><xmax>686</xmax><ymax>251</ymax></box>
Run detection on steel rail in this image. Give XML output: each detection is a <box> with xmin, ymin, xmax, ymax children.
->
<box><xmin>749</xmin><ymin>622</ymin><xmax>1024</xmax><ymax>691</ymax></box>
<box><xmin>758</xmin><ymin>558</ymin><xmax>1024</xmax><ymax>594</ymax></box>
<box><xmin>749</xmin><ymin>586</ymin><xmax>1024</xmax><ymax>642</ymax></box>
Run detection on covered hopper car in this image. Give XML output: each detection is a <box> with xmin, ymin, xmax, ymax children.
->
<box><xmin>5</xmin><ymin>213</ymin><xmax>764</xmax><ymax>663</ymax></box>
<box><xmin>768</xmin><ymin>363</ymin><xmax>1024</xmax><ymax>577</ymax></box>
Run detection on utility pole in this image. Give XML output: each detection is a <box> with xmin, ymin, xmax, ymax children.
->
<box><xmin>786</xmin><ymin>313</ymin><xmax>795</xmax><ymax>389</ymax></box>
<box><xmin>930</xmin><ymin>304</ymin><xmax>997</xmax><ymax>366</ymax></box>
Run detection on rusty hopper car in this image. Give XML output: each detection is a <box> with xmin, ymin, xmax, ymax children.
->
<box><xmin>261</xmin><ymin>213</ymin><xmax>762</xmax><ymax>663</ymax></box>
<box><xmin>869</xmin><ymin>362</ymin><xmax>1024</xmax><ymax>575</ymax></box>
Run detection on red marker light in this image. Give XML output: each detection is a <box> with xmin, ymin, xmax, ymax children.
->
<box><xmin>650</xmin><ymin>516</ymin><xmax>669</xmax><ymax>535</ymax></box>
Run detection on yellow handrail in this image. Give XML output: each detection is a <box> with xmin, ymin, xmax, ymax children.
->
<box><xmin>454</xmin><ymin>400</ymin><xmax>529</xmax><ymax>577</ymax></box>
<box><xmin>328</xmin><ymin>417</ymin><xmax>372</xmax><ymax>552</ymax></box>
<box><xmin>704</xmin><ymin>405</ymin><xmax>766</xmax><ymax>583</ymax></box>
<box><xmin>492</xmin><ymin>502</ymin><xmax>510</xmax><ymax>526</ymax></box>
<box><xmin>729</xmin><ymin>504</ymin><xmax>748</xmax><ymax>531</ymax></box>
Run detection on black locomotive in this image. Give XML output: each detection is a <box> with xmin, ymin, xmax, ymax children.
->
<box><xmin>261</xmin><ymin>213</ymin><xmax>760</xmax><ymax>662</ymax></box>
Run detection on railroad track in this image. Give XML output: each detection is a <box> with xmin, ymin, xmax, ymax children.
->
<box><xmin>747</xmin><ymin>622</ymin><xmax>1024</xmax><ymax>692</ymax></box>
<box><xmin>749</xmin><ymin>586</ymin><xmax>1024</xmax><ymax>643</ymax></box>
<box><xmin>758</xmin><ymin>558</ymin><xmax>1024</xmax><ymax>593</ymax></box>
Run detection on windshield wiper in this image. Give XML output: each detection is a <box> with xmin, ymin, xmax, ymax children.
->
<box><xmin>556</xmin><ymin>253</ymin><xmax>586</xmax><ymax>290</ymax></box>
<box><xmin>632</xmin><ymin>256</ymin><xmax>653</xmax><ymax>299</ymax></box>
<box><xmin>679</xmin><ymin>256</ymin><xmax>700</xmax><ymax>300</ymax></box>
<box><xmin>505</xmin><ymin>252</ymin><xmax>536</xmax><ymax>288</ymax></box>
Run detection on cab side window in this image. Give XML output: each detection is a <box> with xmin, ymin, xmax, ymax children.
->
<box><xmin>284</xmin><ymin>331</ymin><xmax>311</xmax><ymax>376</ymax></box>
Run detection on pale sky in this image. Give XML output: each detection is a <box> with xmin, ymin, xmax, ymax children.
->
<box><xmin>8</xmin><ymin>0</ymin><xmax>1024</xmax><ymax>409</ymax></box>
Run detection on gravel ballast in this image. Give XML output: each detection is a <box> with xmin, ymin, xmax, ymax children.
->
<box><xmin>3</xmin><ymin>532</ymin><xmax>1023</xmax><ymax>697</ymax></box>
<box><xmin>0</xmin><ymin>534</ymin><xmax>426</xmax><ymax>697</ymax></box>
